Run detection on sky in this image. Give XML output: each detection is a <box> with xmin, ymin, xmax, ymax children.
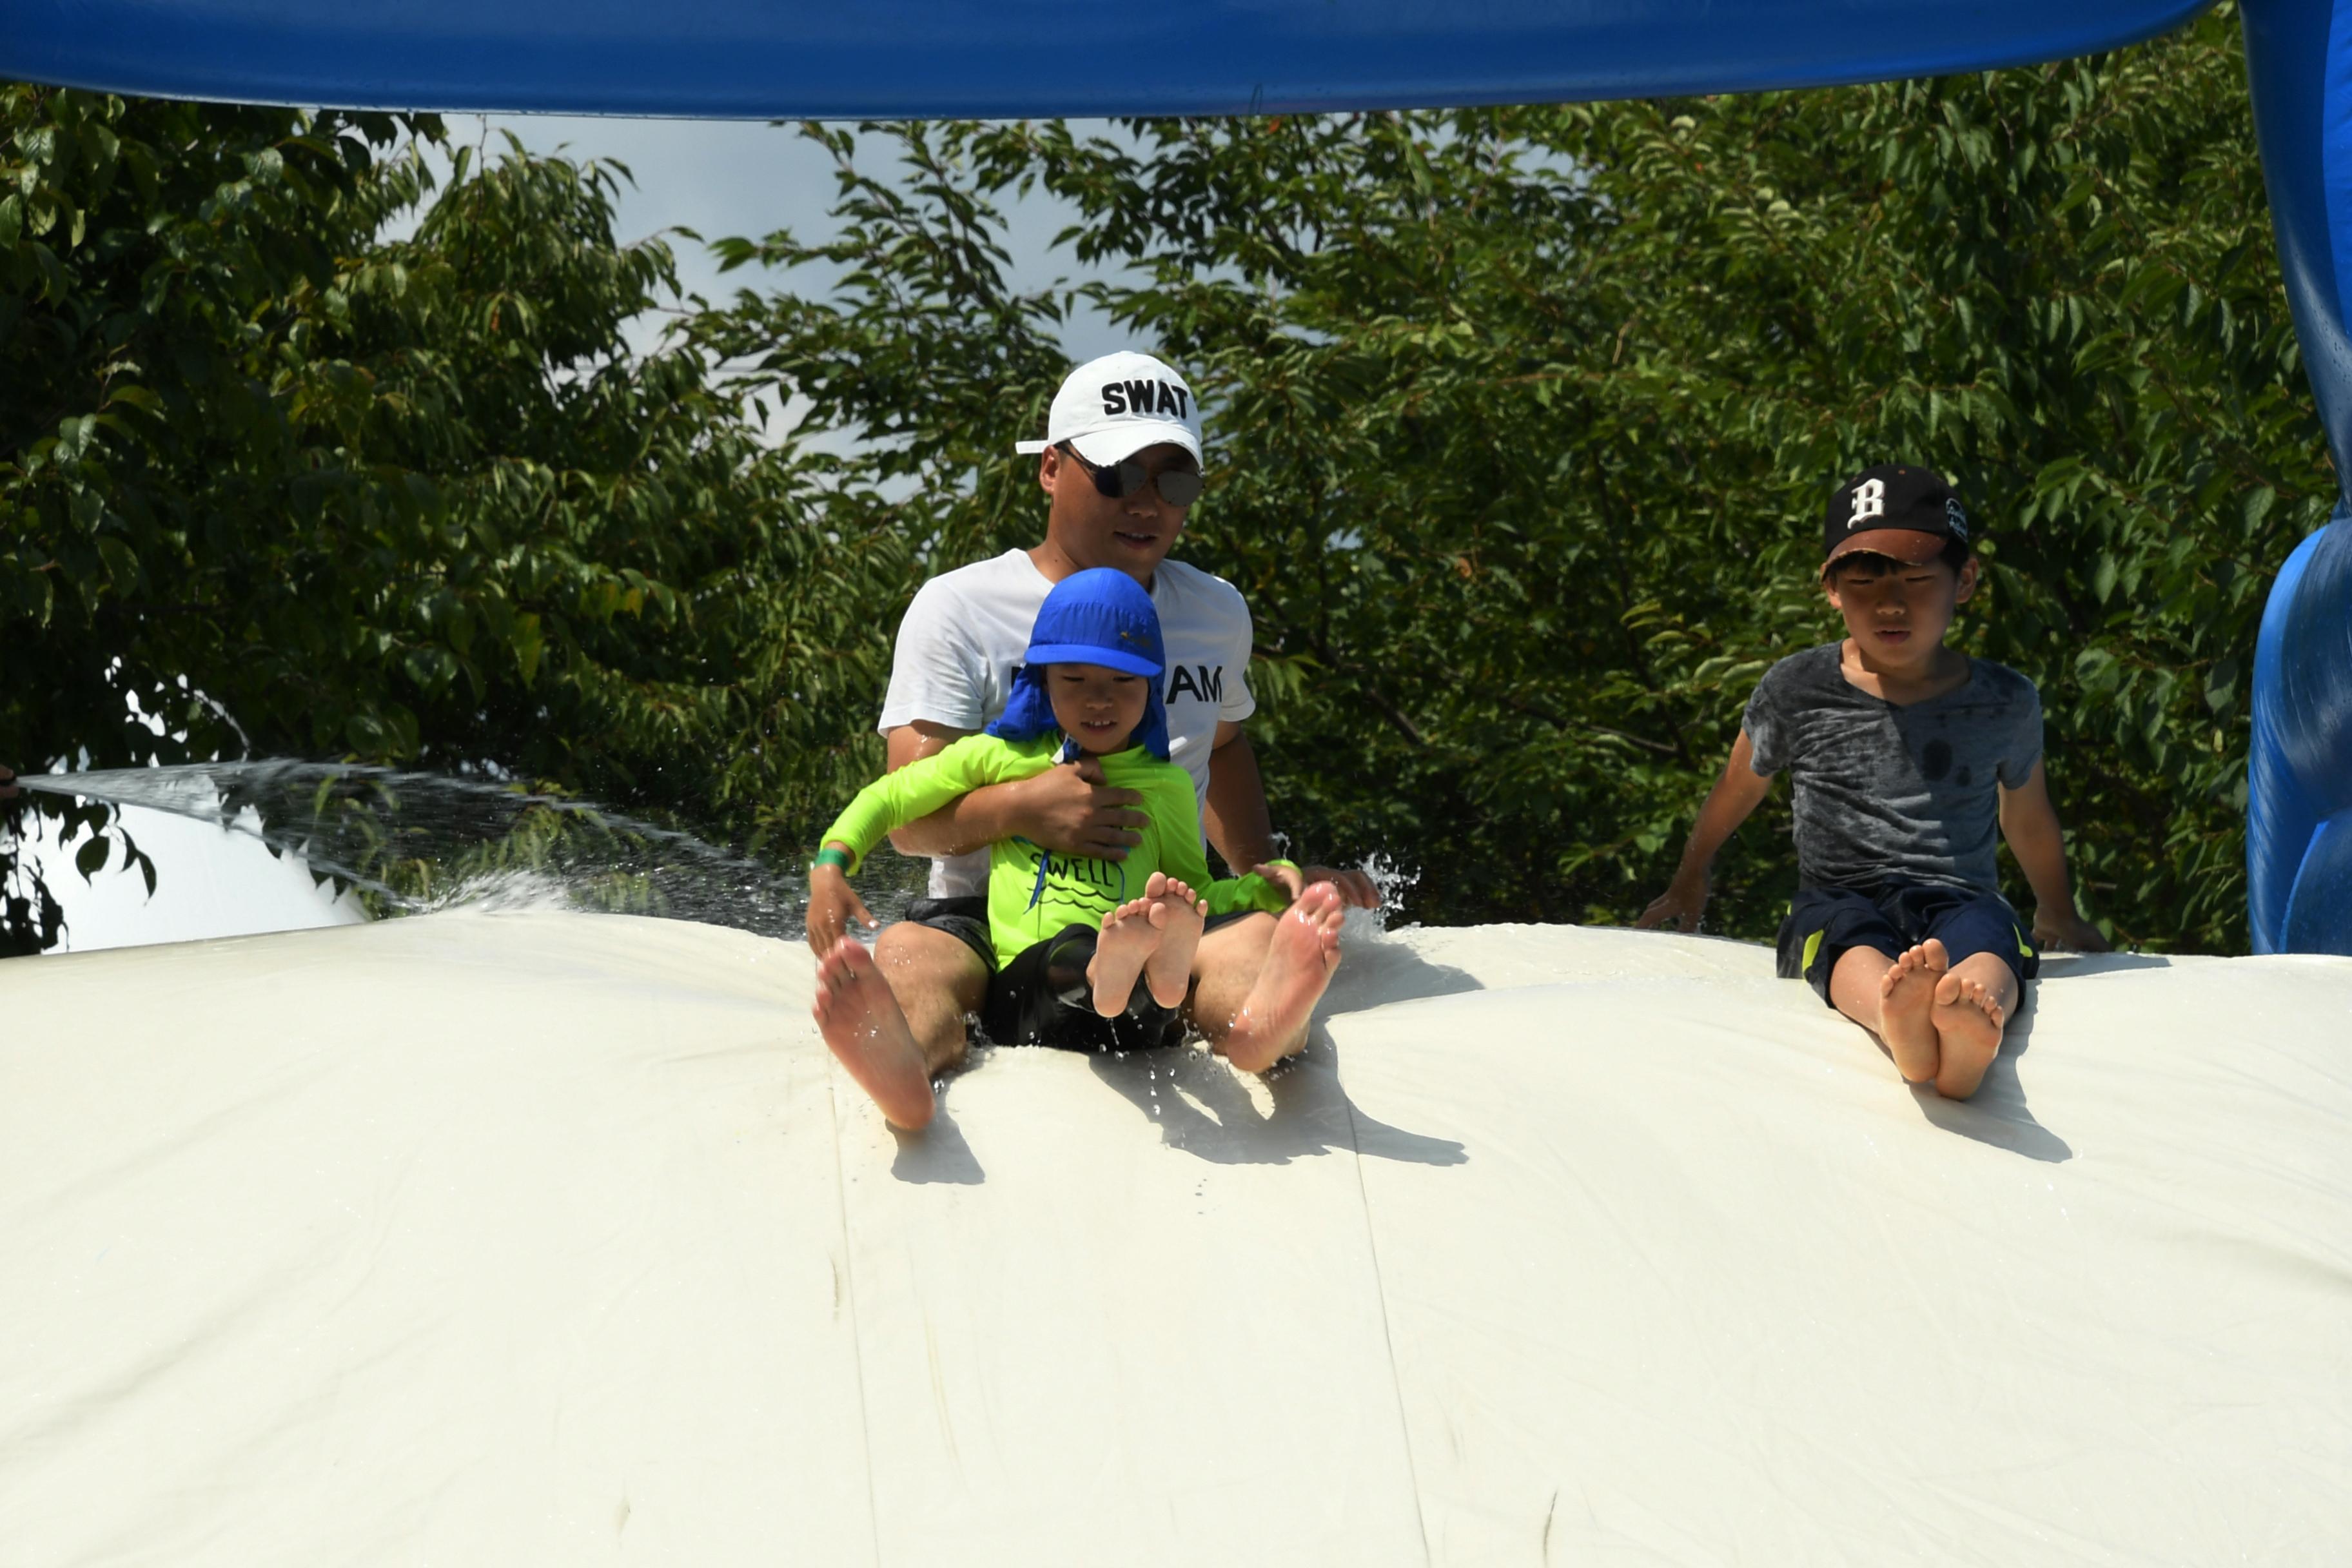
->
<box><xmin>17</xmin><ymin>114</ymin><xmax>1145</xmax><ymax>954</ymax></box>
<box><xmin>482</xmin><ymin>113</ymin><xmax>1135</xmax><ymax>363</ymax></box>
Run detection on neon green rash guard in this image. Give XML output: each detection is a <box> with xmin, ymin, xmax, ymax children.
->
<box><xmin>819</xmin><ymin>733</ymin><xmax>1289</xmax><ymax>970</ymax></box>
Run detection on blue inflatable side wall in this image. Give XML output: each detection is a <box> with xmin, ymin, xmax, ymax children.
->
<box><xmin>2245</xmin><ymin>0</ymin><xmax>2352</xmax><ymax>954</ymax></box>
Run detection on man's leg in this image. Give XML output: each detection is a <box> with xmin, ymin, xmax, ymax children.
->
<box><xmin>1186</xmin><ymin>883</ymin><xmax>1347</xmax><ymax>1073</ymax></box>
<box><xmin>814</xmin><ymin>921</ymin><xmax>987</xmax><ymax>1132</ymax></box>
<box><xmin>872</xmin><ymin>919</ymin><xmax>988</xmax><ymax>1076</ymax></box>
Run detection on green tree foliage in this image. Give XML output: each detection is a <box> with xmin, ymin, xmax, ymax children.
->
<box><xmin>705</xmin><ymin>5</ymin><xmax>2321</xmax><ymax>950</ymax></box>
<box><xmin>2</xmin><ymin>91</ymin><xmax>912</xmax><ymax>951</ymax></box>
<box><xmin>5</xmin><ymin>6</ymin><xmax>2318</xmax><ymax>956</ymax></box>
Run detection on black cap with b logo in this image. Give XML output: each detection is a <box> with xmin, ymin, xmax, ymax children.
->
<box><xmin>1823</xmin><ymin>464</ymin><xmax>1970</xmax><ymax>571</ymax></box>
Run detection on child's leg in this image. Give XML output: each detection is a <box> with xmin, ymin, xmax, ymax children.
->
<box><xmin>1908</xmin><ymin>891</ymin><xmax>2035</xmax><ymax>1099</ymax></box>
<box><xmin>1930</xmin><ymin>953</ymin><xmax>2019</xmax><ymax>1099</ymax></box>
<box><xmin>812</xmin><ymin>937</ymin><xmax>939</xmax><ymax>1130</ymax></box>
<box><xmin>1785</xmin><ymin>888</ymin><xmax>1930</xmax><ymax>1081</ymax></box>
<box><xmin>1873</xmin><ymin>939</ymin><xmax>1951</xmax><ymax>1084</ymax></box>
<box><xmin>1089</xmin><ymin>896</ymin><xmax>1163</xmax><ymax>1017</ymax></box>
<box><xmin>1825</xmin><ymin>942</ymin><xmax>1938</xmax><ymax>1082</ymax></box>
<box><xmin>1142</xmin><ymin>871</ymin><xmax>1206</xmax><ymax>1010</ymax></box>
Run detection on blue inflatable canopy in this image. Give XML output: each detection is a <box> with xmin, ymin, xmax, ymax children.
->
<box><xmin>0</xmin><ymin>0</ymin><xmax>2205</xmax><ymax>117</ymax></box>
<box><xmin>3</xmin><ymin>0</ymin><xmax>2348</xmax><ymax>952</ymax></box>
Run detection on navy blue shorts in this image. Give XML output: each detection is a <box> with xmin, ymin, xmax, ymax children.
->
<box><xmin>1776</xmin><ymin>883</ymin><xmax>2038</xmax><ymax>1008</ymax></box>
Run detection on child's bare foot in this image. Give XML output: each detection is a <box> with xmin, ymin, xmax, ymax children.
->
<box><xmin>1218</xmin><ymin>882</ymin><xmax>1345</xmax><ymax>1073</ymax></box>
<box><xmin>1877</xmin><ymin>939</ymin><xmax>1947</xmax><ymax>1084</ymax></box>
<box><xmin>1930</xmin><ymin>958</ymin><xmax>2011</xmax><ymax>1099</ymax></box>
<box><xmin>812</xmin><ymin>937</ymin><xmax>935</xmax><ymax>1130</ymax></box>
<box><xmin>1089</xmin><ymin>896</ymin><xmax>1162</xmax><ymax>1017</ymax></box>
<box><xmin>1144</xmin><ymin>872</ymin><xmax>1206</xmax><ymax>1010</ymax></box>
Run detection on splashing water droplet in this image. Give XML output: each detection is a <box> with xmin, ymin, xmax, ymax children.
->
<box><xmin>15</xmin><ymin>759</ymin><xmax>921</xmax><ymax>945</ymax></box>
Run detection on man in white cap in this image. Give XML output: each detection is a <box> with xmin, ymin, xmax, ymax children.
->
<box><xmin>805</xmin><ymin>351</ymin><xmax>1376</xmax><ymax>1128</ymax></box>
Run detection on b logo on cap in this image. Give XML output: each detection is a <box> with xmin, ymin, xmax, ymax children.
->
<box><xmin>1847</xmin><ymin>478</ymin><xmax>1886</xmax><ymax>529</ymax></box>
<box><xmin>1945</xmin><ymin>497</ymin><xmax>1968</xmax><ymax>539</ymax></box>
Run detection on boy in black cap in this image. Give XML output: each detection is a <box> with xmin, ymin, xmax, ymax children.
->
<box><xmin>1638</xmin><ymin>464</ymin><xmax>2106</xmax><ymax>1099</ymax></box>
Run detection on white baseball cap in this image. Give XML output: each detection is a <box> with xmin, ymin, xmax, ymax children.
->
<box><xmin>1015</xmin><ymin>351</ymin><xmax>1204</xmax><ymax>468</ymax></box>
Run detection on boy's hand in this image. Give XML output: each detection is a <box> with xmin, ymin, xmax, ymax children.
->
<box><xmin>1636</xmin><ymin>871</ymin><xmax>1710</xmax><ymax>932</ymax></box>
<box><xmin>0</xmin><ymin>763</ymin><xmax>15</xmax><ymax>801</ymax></box>
<box><xmin>1249</xmin><ymin>862</ymin><xmax>1308</xmax><ymax>903</ymax></box>
<box><xmin>2033</xmin><ymin>909</ymin><xmax>2111</xmax><ymax>953</ymax></box>
<box><xmin>805</xmin><ymin>863</ymin><xmax>876</xmax><ymax>957</ymax></box>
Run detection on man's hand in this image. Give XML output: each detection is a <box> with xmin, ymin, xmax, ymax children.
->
<box><xmin>0</xmin><ymin>763</ymin><xmax>15</xmax><ymax>801</ymax></box>
<box><xmin>1636</xmin><ymin>870</ymin><xmax>1710</xmax><ymax>932</ymax></box>
<box><xmin>2034</xmin><ymin>908</ymin><xmax>2112</xmax><ymax>953</ymax></box>
<box><xmin>999</xmin><ymin>756</ymin><xmax>1148</xmax><ymax>860</ymax></box>
<box><xmin>805</xmin><ymin>863</ymin><xmax>876</xmax><ymax>957</ymax></box>
<box><xmin>1301</xmin><ymin>865</ymin><xmax>1378</xmax><ymax>909</ymax></box>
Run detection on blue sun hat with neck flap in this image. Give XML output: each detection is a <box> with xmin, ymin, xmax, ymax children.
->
<box><xmin>986</xmin><ymin>568</ymin><xmax>1170</xmax><ymax>761</ymax></box>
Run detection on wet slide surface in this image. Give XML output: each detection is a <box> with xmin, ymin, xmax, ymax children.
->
<box><xmin>1</xmin><ymin>912</ymin><xmax>2346</xmax><ymax>1563</ymax></box>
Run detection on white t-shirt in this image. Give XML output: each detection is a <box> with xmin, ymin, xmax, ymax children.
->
<box><xmin>878</xmin><ymin>549</ymin><xmax>1257</xmax><ymax>897</ymax></box>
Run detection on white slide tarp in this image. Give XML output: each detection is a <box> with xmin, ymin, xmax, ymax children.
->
<box><xmin>2</xmin><ymin>910</ymin><xmax>2346</xmax><ymax>1563</ymax></box>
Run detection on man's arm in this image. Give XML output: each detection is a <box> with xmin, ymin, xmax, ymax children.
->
<box><xmin>1997</xmin><ymin>760</ymin><xmax>2110</xmax><ymax>950</ymax></box>
<box><xmin>1202</xmin><ymin>721</ymin><xmax>1378</xmax><ymax>908</ymax></box>
<box><xmin>1636</xmin><ymin>730</ymin><xmax>1776</xmax><ymax>931</ymax></box>
<box><xmin>1200</xmin><ymin>722</ymin><xmax>1275</xmax><ymax>873</ymax></box>
<box><xmin>881</xmin><ymin>721</ymin><xmax>1147</xmax><ymax>861</ymax></box>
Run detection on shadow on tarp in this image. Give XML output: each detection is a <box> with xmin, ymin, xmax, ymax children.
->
<box><xmin>888</xmin><ymin>1105</ymin><xmax>986</xmax><ymax>1185</ymax></box>
<box><xmin>1083</xmin><ymin>932</ymin><xmax>1481</xmax><ymax>1168</ymax></box>
<box><xmin>1905</xmin><ymin>953</ymin><xmax>2173</xmax><ymax>1164</ymax></box>
<box><xmin>890</xmin><ymin>930</ymin><xmax>1485</xmax><ymax>1179</ymax></box>
<box><xmin>1318</xmin><ymin>925</ymin><xmax>1487</xmax><ymax>1018</ymax></box>
<box><xmin>1086</xmin><ymin>1039</ymin><xmax>1468</xmax><ymax>1169</ymax></box>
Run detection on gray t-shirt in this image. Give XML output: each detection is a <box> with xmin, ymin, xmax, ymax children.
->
<box><xmin>1743</xmin><ymin>644</ymin><xmax>2043</xmax><ymax>896</ymax></box>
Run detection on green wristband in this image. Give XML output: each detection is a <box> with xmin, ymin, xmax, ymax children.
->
<box><xmin>810</xmin><ymin>846</ymin><xmax>853</xmax><ymax>874</ymax></box>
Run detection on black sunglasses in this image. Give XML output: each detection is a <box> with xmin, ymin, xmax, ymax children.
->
<box><xmin>1059</xmin><ymin>442</ymin><xmax>1204</xmax><ymax>509</ymax></box>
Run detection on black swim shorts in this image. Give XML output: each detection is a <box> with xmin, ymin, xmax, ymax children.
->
<box><xmin>904</xmin><ymin>893</ymin><xmax>1269</xmax><ymax>977</ymax></box>
<box><xmin>1777</xmin><ymin>882</ymin><xmax>2039</xmax><ymax>1008</ymax></box>
<box><xmin>979</xmin><ymin>922</ymin><xmax>1187</xmax><ymax>1053</ymax></box>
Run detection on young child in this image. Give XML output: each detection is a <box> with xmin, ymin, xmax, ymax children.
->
<box><xmin>806</xmin><ymin>569</ymin><xmax>1294</xmax><ymax>1117</ymax></box>
<box><xmin>1638</xmin><ymin>464</ymin><xmax>2108</xmax><ymax>1099</ymax></box>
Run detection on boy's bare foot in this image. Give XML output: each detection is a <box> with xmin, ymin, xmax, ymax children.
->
<box><xmin>1877</xmin><ymin>939</ymin><xmax>1947</xmax><ymax>1084</ymax></box>
<box><xmin>812</xmin><ymin>937</ymin><xmax>936</xmax><ymax>1130</ymax></box>
<box><xmin>1930</xmin><ymin>957</ymin><xmax>2011</xmax><ymax>1100</ymax></box>
<box><xmin>1144</xmin><ymin>872</ymin><xmax>1206</xmax><ymax>1010</ymax></box>
<box><xmin>1217</xmin><ymin>882</ymin><xmax>1345</xmax><ymax>1073</ymax></box>
<box><xmin>1089</xmin><ymin>896</ymin><xmax>1162</xmax><ymax>1017</ymax></box>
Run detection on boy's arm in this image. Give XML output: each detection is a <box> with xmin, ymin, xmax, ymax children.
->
<box><xmin>1636</xmin><ymin>730</ymin><xmax>1776</xmax><ymax>932</ymax></box>
<box><xmin>1997</xmin><ymin>760</ymin><xmax>2110</xmax><ymax>951</ymax></box>
<box><xmin>807</xmin><ymin>742</ymin><xmax>1025</xmax><ymax>954</ymax></box>
<box><xmin>1155</xmin><ymin>771</ymin><xmax>1291</xmax><ymax>916</ymax></box>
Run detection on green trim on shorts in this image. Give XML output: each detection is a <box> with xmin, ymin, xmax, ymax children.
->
<box><xmin>1801</xmin><ymin>928</ymin><xmax>1825</xmax><ymax>976</ymax></box>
